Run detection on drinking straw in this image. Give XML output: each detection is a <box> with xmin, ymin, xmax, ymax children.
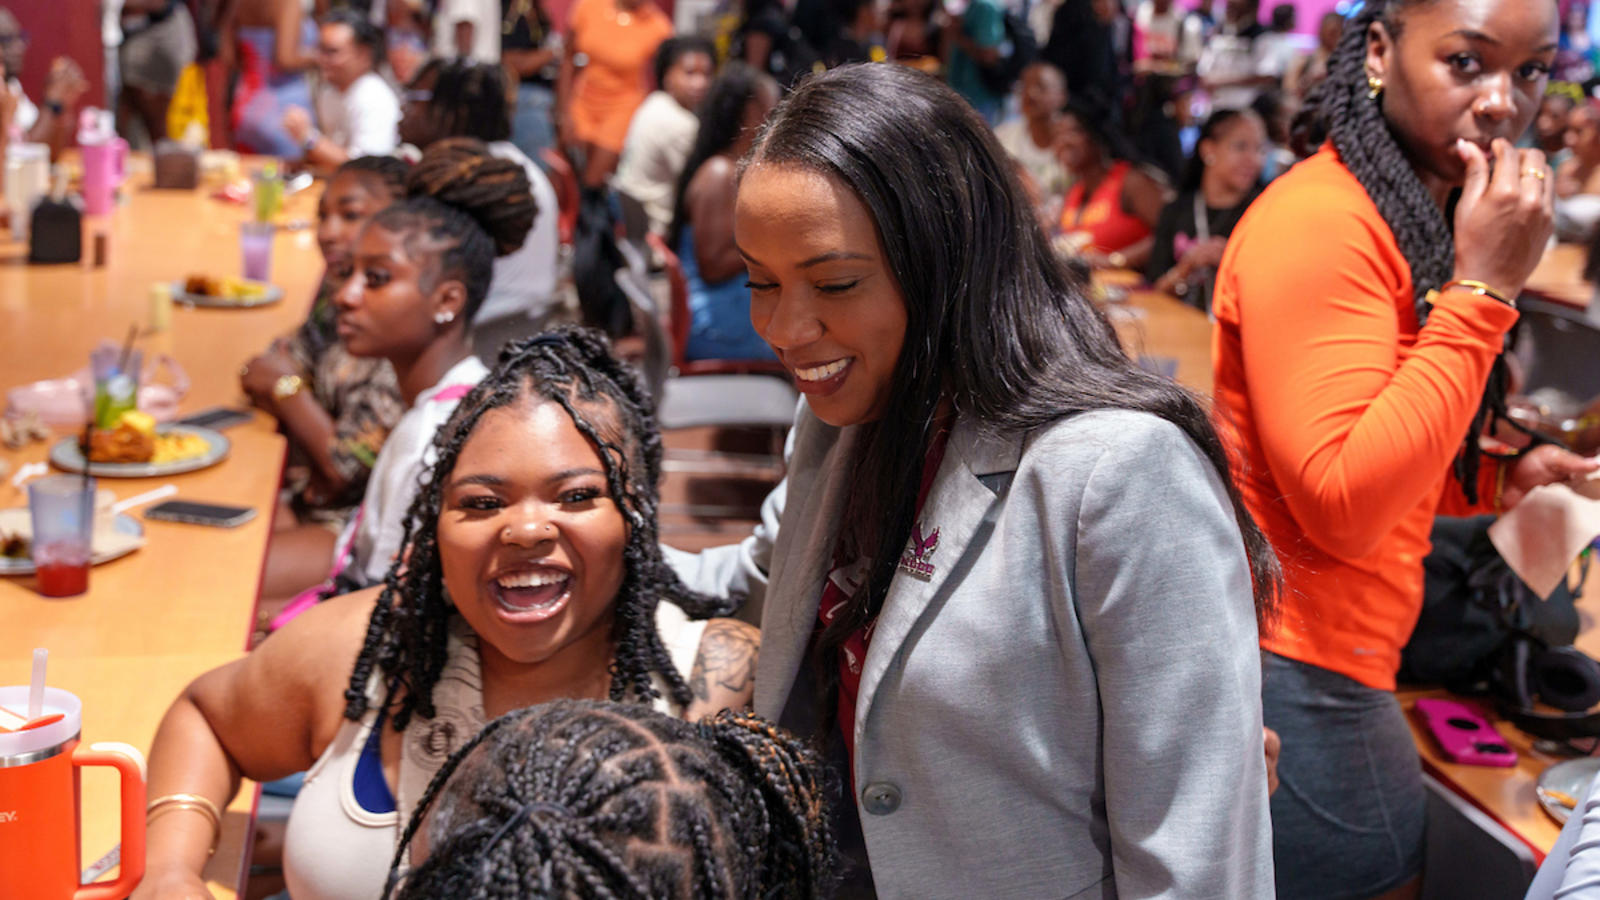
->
<box><xmin>27</xmin><ymin>647</ymin><xmax>46</xmax><ymax>719</ymax></box>
<box><xmin>111</xmin><ymin>484</ymin><xmax>178</xmax><ymax>515</ymax></box>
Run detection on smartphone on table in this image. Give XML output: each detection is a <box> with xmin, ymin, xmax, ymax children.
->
<box><xmin>143</xmin><ymin>500</ymin><xmax>258</xmax><ymax>528</ymax></box>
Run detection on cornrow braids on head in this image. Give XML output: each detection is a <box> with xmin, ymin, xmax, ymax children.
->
<box><xmin>336</xmin><ymin>155</ymin><xmax>410</xmax><ymax>199</ymax></box>
<box><xmin>341</xmin><ymin>326</ymin><xmax>736</xmax><ymax>732</ymax></box>
<box><xmin>371</xmin><ymin>137</ymin><xmax>536</xmax><ymax>324</ymax></box>
<box><xmin>384</xmin><ymin>699</ymin><xmax>838</xmax><ymax>900</ymax></box>
<box><xmin>1304</xmin><ymin>0</ymin><xmax>1509</xmax><ymax>502</ymax></box>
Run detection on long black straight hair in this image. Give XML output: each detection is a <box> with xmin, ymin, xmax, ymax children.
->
<box><xmin>743</xmin><ymin>64</ymin><xmax>1281</xmax><ymax>710</ymax></box>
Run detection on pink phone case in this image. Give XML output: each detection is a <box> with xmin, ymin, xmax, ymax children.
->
<box><xmin>1415</xmin><ymin>698</ymin><xmax>1517</xmax><ymax>767</ymax></box>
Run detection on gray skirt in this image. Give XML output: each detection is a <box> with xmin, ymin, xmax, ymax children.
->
<box><xmin>1263</xmin><ymin>650</ymin><xmax>1426</xmax><ymax>900</ymax></box>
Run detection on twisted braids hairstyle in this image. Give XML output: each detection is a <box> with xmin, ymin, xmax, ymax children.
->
<box><xmin>667</xmin><ymin>62</ymin><xmax>771</xmax><ymax>253</ymax></box>
<box><xmin>371</xmin><ymin>137</ymin><xmax>536</xmax><ymax>324</ymax></box>
<box><xmin>342</xmin><ymin>328</ymin><xmax>736</xmax><ymax>731</ymax></box>
<box><xmin>1300</xmin><ymin>0</ymin><xmax>1510</xmax><ymax>501</ymax></box>
<box><xmin>383</xmin><ymin>700</ymin><xmax>836</xmax><ymax>900</ymax></box>
<box><xmin>424</xmin><ymin>59</ymin><xmax>515</xmax><ymax>144</ymax></box>
<box><xmin>744</xmin><ymin>63</ymin><xmax>1281</xmax><ymax>732</ymax></box>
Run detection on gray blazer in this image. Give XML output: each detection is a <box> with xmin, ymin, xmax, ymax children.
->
<box><xmin>674</xmin><ymin>403</ymin><xmax>1274</xmax><ymax>898</ymax></box>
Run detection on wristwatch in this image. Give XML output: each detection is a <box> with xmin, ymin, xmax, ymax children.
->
<box><xmin>272</xmin><ymin>374</ymin><xmax>305</xmax><ymax>402</ymax></box>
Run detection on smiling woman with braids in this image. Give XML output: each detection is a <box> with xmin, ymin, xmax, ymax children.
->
<box><xmin>1210</xmin><ymin>2</ymin><xmax>1599</xmax><ymax>897</ymax></box>
<box><xmin>131</xmin><ymin>328</ymin><xmax>760</xmax><ymax>900</ymax></box>
<box><xmin>383</xmin><ymin>700</ymin><xmax>835</xmax><ymax>898</ymax></box>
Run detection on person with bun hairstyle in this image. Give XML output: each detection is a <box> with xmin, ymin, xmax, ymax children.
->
<box><xmin>710</xmin><ymin>62</ymin><xmax>1276</xmax><ymax>897</ymax></box>
<box><xmin>133</xmin><ymin>328</ymin><xmax>762</xmax><ymax>900</ymax></box>
<box><xmin>384</xmin><ymin>700</ymin><xmax>835</xmax><ymax>898</ymax></box>
<box><xmin>327</xmin><ymin>137</ymin><xmax>537</xmax><ymax>593</ymax></box>
<box><xmin>241</xmin><ymin>156</ymin><xmax>409</xmax><ymax>611</ymax></box>
<box><xmin>1210</xmin><ymin>1</ymin><xmax>1598</xmax><ymax>896</ymax></box>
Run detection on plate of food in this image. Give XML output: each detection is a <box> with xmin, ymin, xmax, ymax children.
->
<box><xmin>174</xmin><ymin>274</ymin><xmax>283</xmax><ymax>308</ymax></box>
<box><xmin>0</xmin><ymin>505</ymin><xmax>146</xmax><ymax>576</ymax></box>
<box><xmin>48</xmin><ymin>411</ymin><xmax>229</xmax><ymax>477</ymax></box>
<box><xmin>1537</xmin><ymin>757</ymin><xmax>1600</xmax><ymax>824</ymax></box>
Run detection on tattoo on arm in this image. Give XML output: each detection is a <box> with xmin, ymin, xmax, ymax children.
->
<box><xmin>690</xmin><ymin>620</ymin><xmax>759</xmax><ymax>702</ymax></box>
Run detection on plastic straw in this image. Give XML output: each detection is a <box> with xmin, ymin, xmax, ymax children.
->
<box><xmin>28</xmin><ymin>648</ymin><xmax>46</xmax><ymax>719</ymax></box>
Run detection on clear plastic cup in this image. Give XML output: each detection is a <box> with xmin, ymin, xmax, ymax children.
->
<box><xmin>27</xmin><ymin>475</ymin><xmax>94</xmax><ymax>598</ymax></box>
<box><xmin>240</xmin><ymin>221</ymin><xmax>275</xmax><ymax>282</ymax></box>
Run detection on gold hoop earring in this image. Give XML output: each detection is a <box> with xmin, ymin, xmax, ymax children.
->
<box><xmin>1367</xmin><ymin>75</ymin><xmax>1384</xmax><ymax>100</ymax></box>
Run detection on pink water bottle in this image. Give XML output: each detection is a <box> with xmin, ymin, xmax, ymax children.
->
<box><xmin>78</xmin><ymin>110</ymin><xmax>126</xmax><ymax>217</ymax></box>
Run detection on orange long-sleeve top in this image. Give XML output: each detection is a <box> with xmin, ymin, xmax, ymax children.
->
<box><xmin>1211</xmin><ymin>146</ymin><xmax>1518</xmax><ymax>691</ymax></box>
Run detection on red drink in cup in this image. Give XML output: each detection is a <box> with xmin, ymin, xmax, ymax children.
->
<box><xmin>27</xmin><ymin>476</ymin><xmax>94</xmax><ymax>598</ymax></box>
<box><xmin>34</xmin><ymin>543</ymin><xmax>90</xmax><ymax>597</ymax></box>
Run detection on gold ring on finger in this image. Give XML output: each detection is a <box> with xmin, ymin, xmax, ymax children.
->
<box><xmin>1526</xmin><ymin>168</ymin><xmax>1548</xmax><ymax>180</ymax></box>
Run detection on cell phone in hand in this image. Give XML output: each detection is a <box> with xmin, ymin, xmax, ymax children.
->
<box><xmin>143</xmin><ymin>500</ymin><xmax>257</xmax><ymax>528</ymax></box>
<box><xmin>1415</xmin><ymin>698</ymin><xmax>1517</xmax><ymax>767</ymax></box>
<box><xmin>175</xmin><ymin>407</ymin><xmax>255</xmax><ymax>431</ymax></box>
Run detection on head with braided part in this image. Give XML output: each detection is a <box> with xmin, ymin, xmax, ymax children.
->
<box><xmin>319</xmin><ymin>156</ymin><xmax>408</xmax><ymax>268</ymax></box>
<box><xmin>343</xmin><ymin>327</ymin><xmax>736</xmax><ymax>732</ymax></box>
<box><xmin>399</xmin><ymin>59</ymin><xmax>514</xmax><ymax>149</ymax></box>
<box><xmin>384</xmin><ymin>699</ymin><xmax>837</xmax><ymax>900</ymax></box>
<box><xmin>1299</xmin><ymin>0</ymin><xmax>1557</xmax><ymax>500</ymax></box>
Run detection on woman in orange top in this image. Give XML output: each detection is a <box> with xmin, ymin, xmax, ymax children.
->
<box><xmin>1212</xmin><ymin>1</ymin><xmax>1595</xmax><ymax>897</ymax></box>
<box><xmin>1055</xmin><ymin>98</ymin><xmax>1169</xmax><ymax>270</ymax></box>
<box><xmin>556</xmin><ymin>0</ymin><xmax>673</xmax><ymax>186</ymax></box>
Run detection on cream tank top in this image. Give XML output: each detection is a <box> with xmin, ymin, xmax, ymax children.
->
<box><xmin>281</xmin><ymin>602</ymin><xmax>708</xmax><ymax>900</ymax></box>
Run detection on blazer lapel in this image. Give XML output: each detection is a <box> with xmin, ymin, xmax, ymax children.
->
<box><xmin>755</xmin><ymin>425</ymin><xmax>860</xmax><ymax>721</ymax></box>
<box><xmin>852</xmin><ymin>418</ymin><xmax>1021</xmax><ymax>752</ymax></box>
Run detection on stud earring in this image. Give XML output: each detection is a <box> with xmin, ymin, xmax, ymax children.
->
<box><xmin>434</xmin><ymin>310</ymin><xmax>455</xmax><ymax>325</ymax></box>
<box><xmin>1367</xmin><ymin>74</ymin><xmax>1384</xmax><ymax>100</ymax></box>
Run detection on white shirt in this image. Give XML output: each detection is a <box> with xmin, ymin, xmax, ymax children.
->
<box><xmin>1133</xmin><ymin>1</ymin><xmax>1203</xmax><ymax>66</ymax></box>
<box><xmin>612</xmin><ymin>91</ymin><xmax>700</xmax><ymax>238</ymax></box>
<box><xmin>474</xmin><ymin>141</ymin><xmax>562</xmax><ymax>324</ymax></box>
<box><xmin>994</xmin><ymin>118</ymin><xmax>1070</xmax><ymax>210</ymax></box>
<box><xmin>339</xmin><ymin>356</ymin><xmax>489</xmax><ymax>587</ymax></box>
<box><xmin>430</xmin><ymin>0</ymin><xmax>501</xmax><ymax>63</ymax></box>
<box><xmin>314</xmin><ymin>71</ymin><xmax>400</xmax><ymax>157</ymax></box>
<box><xmin>7</xmin><ymin>77</ymin><xmax>38</xmax><ymax>136</ymax></box>
<box><xmin>1197</xmin><ymin>25</ymin><xmax>1271</xmax><ymax>110</ymax></box>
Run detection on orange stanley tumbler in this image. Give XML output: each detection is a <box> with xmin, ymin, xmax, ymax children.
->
<box><xmin>0</xmin><ymin>686</ymin><xmax>147</xmax><ymax>899</ymax></box>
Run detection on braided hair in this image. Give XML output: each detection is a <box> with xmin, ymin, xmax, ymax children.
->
<box><xmin>384</xmin><ymin>699</ymin><xmax>837</xmax><ymax>900</ymax></box>
<box><xmin>342</xmin><ymin>327</ymin><xmax>737</xmax><ymax>731</ymax></box>
<box><xmin>371</xmin><ymin>137</ymin><xmax>537</xmax><ymax>325</ymax></box>
<box><xmin>338</xmin><ymin>155</ymin><xmax>410</xmax><ymax>197</ymax></box>
<box><xmin>1300</xmin><ymin>0</ymin><xmax>1506</xmax><ymax>501</ymax></box>
<box><xmin>419</xmin><ymin>59</ymin><xmax>514</xmax><ymax>144</ymax></box>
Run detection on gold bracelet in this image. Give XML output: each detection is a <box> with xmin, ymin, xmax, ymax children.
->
<box><xmin>147</xmin><ymin>793</ymin><xmax>222</xmax><ymax>854</ymax></box>
<box><xmin>1494</xmin><ymin>459</ymin><xmax>1509</xmax><ymax>514</ymax></box>
<box><xmin>1441</xmin><ymin>279</ymin><xmax>1517</xmax><ymax>309</ymax></box>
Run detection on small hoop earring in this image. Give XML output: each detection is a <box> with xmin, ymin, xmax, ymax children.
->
<box><xmin>434</xmin><ymin>310</ymin><xmax>456</xmax><ymax>325</ymax></box>
<box><xmin>1367</xmin><ymin>74</ymin><xmax>1384</xmax><ymax>100</ymax></box>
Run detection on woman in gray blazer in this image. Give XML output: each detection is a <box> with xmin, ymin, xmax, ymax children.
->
<box><xmin>715</xmin><ymin>63</ymin><xmax>1281</xmax><ymax>898</ymax></box>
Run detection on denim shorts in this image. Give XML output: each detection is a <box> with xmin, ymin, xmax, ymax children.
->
<box><xmin>1263</xmin><ymin>651</ymin><xmax>1426</xmax><ymax>900</ymax></box>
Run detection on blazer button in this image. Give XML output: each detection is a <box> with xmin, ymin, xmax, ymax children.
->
<box><xmin>861</xmin><ymin>782</ymin><xmax>902</xmax><ymax>815</ymax></box>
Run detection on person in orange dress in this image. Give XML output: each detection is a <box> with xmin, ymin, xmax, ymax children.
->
<box><xmin>556</xmin><ymin>0</ymin><xmax>673</xmax><ymax>186</ymax></box>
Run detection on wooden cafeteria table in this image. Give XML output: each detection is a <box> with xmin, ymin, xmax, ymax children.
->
<box><xmin>1525</xmin><ymin>241</ymin><xmax>1592</xmax><ymax>310</ymax></box>
<box><xmin>0</xmin><ymin>162</ymin><xmax>322</xmax><ymax>897</ymax></box>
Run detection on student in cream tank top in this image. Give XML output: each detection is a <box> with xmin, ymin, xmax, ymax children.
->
<box><xmin>131</xmin><ymin>328</ymin><xmax>761</xmax><ymax>900</ymax></box>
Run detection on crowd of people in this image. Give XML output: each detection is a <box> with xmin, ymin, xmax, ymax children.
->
<box><xmin>7</xmin><ymin>0</ymin><xmax>1600</xmax><ymax>897</ymax></box>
